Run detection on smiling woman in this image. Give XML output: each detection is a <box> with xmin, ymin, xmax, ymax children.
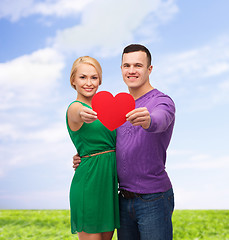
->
<box><xmin>66</xmin><ymin>56</ymin><xmax>120</xmax><ymax>240</ymax></box>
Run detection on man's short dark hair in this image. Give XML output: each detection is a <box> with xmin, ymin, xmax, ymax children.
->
<box><xmin>122</xmin><ymin>44</ymin><xmax>152</xmax><ymax>67</ymax></box>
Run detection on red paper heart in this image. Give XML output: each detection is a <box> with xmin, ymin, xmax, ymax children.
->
<box><xmin>92</xmin><ymin>91</ymin><xmax>135</xmax><ymax>131</ymax></box>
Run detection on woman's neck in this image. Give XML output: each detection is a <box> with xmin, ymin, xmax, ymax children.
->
<box><xmin>76</xmin><ymin>95</ymin><xmax>92</xmax><ymax>107</ymax></box>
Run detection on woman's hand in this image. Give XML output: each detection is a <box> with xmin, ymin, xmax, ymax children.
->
<box><xmin>80</xmin><ymin>107</ymin><xmax>97</xmax><ymax>123</ymax></box>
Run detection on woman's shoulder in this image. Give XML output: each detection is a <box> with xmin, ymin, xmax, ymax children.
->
<box><xmin>69</xmin><ymin>100</ymin><xmax>91</xmax><ymax>109</ymax></box>
<box><xmin>67</xmin><ymin>101</ymin><xmax>82</xmax><ymax>115</ymax></box>
<box><xmin>67</xmin><ymin>101</ymin><xmax>85</xmax><ymax>132</ymax></box>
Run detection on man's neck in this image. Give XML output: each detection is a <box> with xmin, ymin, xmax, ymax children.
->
<box><xmin>129</xmin><ymin>85</ymin><xmax>154</xmax><ymax>100</ymax></box>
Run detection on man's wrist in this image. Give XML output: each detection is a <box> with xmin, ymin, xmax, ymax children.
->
<box><xmin>142</xmin><ymin>116</ymin><xmax>152</xmax><ymax>130</ymax></box>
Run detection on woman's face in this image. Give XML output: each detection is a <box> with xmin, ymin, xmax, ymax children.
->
<box><xmin>72</xmin><ymin>63</ymin><xmax>100</xmax><ymax>99</ymax></box>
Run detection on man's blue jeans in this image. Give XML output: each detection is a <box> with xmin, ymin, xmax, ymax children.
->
<box><xmin>117</xmin><ymin>188</ymin><xmax>174</xmax><ymax>240</ymax></box>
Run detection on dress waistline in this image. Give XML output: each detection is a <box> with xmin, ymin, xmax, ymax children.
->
<box><xmin>81</xmin><ymin>149</ymin><xmax>115</xmax><ymax>158</ymax></box>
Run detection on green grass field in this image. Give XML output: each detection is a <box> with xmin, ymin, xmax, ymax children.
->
<box><xmin>0</xmin><ymin>210</ymin><xmax>228</xmax><ymax>239</ymax></box>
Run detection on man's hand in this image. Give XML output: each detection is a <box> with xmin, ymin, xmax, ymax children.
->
<box><xmin>73</xmin><ymin>154</ymin><xmax>81</xmax><ymax>171</ymax></box>
<box><xmin>126</xmin><ymin>107</ymin><xmax>151</xmax><ymax>129</ymax></box>
<box><xmin>80</xmin><ymin>107</ymin><xmax>97</xmax><ymax>123</ymax></box>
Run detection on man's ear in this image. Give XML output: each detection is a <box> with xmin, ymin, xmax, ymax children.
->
<box><xmin>148</xmin><ymin>65</ymin><xmax>153</xmax><ymax>74</ymax></box>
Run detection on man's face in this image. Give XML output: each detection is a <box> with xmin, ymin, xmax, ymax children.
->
<box><xmin>121</xmin><ymin>51</ymin><xmax>152</xmax><ymax>89</ymax></box>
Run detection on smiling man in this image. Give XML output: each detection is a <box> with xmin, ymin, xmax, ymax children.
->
<box><xmin>116</xmin><ymin>44</ymin><xmax>175</xmax><ymax>240</ymax></box>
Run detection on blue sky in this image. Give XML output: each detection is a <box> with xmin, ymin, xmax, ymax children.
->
<box><xmin>0</xmin><ymin>0</ymin><xmax>229</xmax><ymax>210</ymax></box>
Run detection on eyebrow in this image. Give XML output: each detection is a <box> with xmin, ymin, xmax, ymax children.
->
<box><xmin>79</xmin><ymin>73</ymin><xmax>99</xmax><ymax>77</ymax></box>
<box><xmin>122</xmin><ymin>62</ymin><xmax>144</xmax><ymax>66</ymax></box>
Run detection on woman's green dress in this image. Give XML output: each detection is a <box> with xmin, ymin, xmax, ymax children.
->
<box><xmin>66</xmin><ymin>101</ymin><xmax>120</xmax><ymax>234</ymax></box>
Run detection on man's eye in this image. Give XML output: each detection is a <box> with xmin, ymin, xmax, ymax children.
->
<box><xmin>80</xmin><ymin>76</ymin><xmax>85</xmax><ymax>79</ymax></box>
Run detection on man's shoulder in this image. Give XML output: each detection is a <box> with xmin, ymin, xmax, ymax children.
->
<box><xmin>149</xmin><ymin>89</ymin><xmax>174</xmax><ymax>103</ymax></box>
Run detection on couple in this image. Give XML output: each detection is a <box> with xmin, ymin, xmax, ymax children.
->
<box><xmin>66</xmin><ymin>44</ymin><xmax>175</xmax><ymax>240</ymax></box>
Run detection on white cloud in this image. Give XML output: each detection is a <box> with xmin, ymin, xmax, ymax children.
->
<box><xmin>154</xmin><ymin>36</ymin><xmax>229</xmax><ymax>87</ymax></box>
<box><xmin>0</xmin><ymin>47</ymin><xmax>67</xmax><ymax>180</ymax></box>
<box><xmin>167</xmin><ymin>149</ymin><xmax>229</xmax><ymax>209</ymax></box>
<box><xmin>0</xmin><ymin>169</ymin><xmax>4</xmax><ymax>178</ymax></box>
<box><xmin>0</xmin><ymin>47</ymin><xmax>64</xmax><ymax>87</ymax></box>
<box><xmin>0</xmin><ymin>0</ymin><xmax>94</xmax><ymax>22</ymax></box>
<box><xmin>153</xmin><ymin>35</ymin><xmax>229</xmax><ymax>111</ymax></box>
<box><xmin>0</xmin><ymin>0</ymin><xmax>32</xmax><ymax>21</ymax></box>
<box><xmin>167</xmin><ymin>149</ymin><xmax>229</xmax><ymax>170</ymax></box>
<box><xmin>175</xmin><ymin>155</ymin><xmax>229</xmax><ymax>170</ymax></box>
<box><xmin>168</xmin><ymin>149</ymin><xmax>193</xmax><ymax>156</ymax></box>
<box><xmin>26</xmin><ymin>122</ymin><xmax>68</xmax><ymax>143</ymax></box>
<box><xmin>53</xmin><ymin>0</ymin><xmax>178</xmax><ymax>57</ymax></box>
<box><xmin>211</xmin><ymin>79</ymin><xmax>229</xmax><ymax>105</ymax></box>
<box><xmin>0</xmin><ymin>190</ymin><xmax>70</xmax><ymax>209</ymax></box>
<box><xmin>34</xmin><ymin>0</ymin><xmax>94</xmax><ymax>17</ymax></box>
<box><xmin>0</xmin><ymin>133</ymin><xmax>75</xmax><ymax>177</ymax></box>
<box><xmin>0</xmin><ymin>123</ymin><xmax>16</xmax><ymax>140</ymax></box>
<box><xmin>174</xmin><ymin>187</ymin><xmax>229</xmax><ymax>209</ymax></box>
<box><xmin>0</xmin><ymin>47</ymin><xmax>65</xmax><ymax>109</ymax></box>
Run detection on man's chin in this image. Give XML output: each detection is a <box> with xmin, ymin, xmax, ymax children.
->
<box><xmin>126</xmin><ymin>83</ymin><xmax>140</xmax><ymax>89</ymax></box>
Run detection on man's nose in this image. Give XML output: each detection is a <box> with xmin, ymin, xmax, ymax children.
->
<box><xmin>129</xmin><ymin>65</ymin><xmax>136</xmax><ymax>73</ymax></box>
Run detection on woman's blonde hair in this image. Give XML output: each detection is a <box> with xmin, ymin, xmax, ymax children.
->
<box><xmin>70</xmin><ymin>56</ymin><xmax>102</xmax><ymax>89</ymax></box>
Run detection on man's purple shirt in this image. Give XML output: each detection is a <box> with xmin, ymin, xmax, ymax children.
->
<box><xmin>116</xmin><ymin>89</ymin><xmax>175</xmax><ymax>194</ymax></box>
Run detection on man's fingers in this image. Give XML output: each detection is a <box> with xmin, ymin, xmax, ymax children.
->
<box><xmin>127</xmin><ymin>112</ymin><xmax>147</xmax><ymax>121</ymax></box>
<box><xmin>73</xmin><ymin>164</ymin><xmax>80</xmax><ymax>171</ymax></box>
<box><xmin>129</xmin><ymin>117</ymin><xmax>147</xmax><ymax>124</ymax></box>
<box><xmin>73</xmin><ymin>155</ymin><xmax>81</xmax><ymax>160</ymax></box>
<box><xmin>126</xmin><ymin>107</ymin><xmax>151</xmax><ymax>129</ymax></box>
<box><xmin>126</xmin><ymin>108</ymin><xmax>144</xmax><ymax>117</ymax></box>
<box><xmin>73</xmin><ymin>153</ymin><xmax>81</xmax><ymax>171</ymax></box>
<box><xmin>126</xmin><ymin>107</ymin><xmax>147</xmax><ymax>117</ymax></box>
<box><xmin>126</xmin><ymin>109</ymin><xmax>137</xmax><ymax>118</ymax></box>
<box><xmin>132</xmin><ymin>122</ymin><xmax>145</xmax><ymax>126</ymax></box>
<box><xmin>73</xmin><ymin>159</ymin><xmax>81</xmax><ymax>164</ymax></box>
<box><xmin>126</xmin><ymin>108</ymin><xmax>148</xmax><ymax>120</ymax></box>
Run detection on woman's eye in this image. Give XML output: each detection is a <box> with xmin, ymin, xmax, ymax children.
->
<box><xmin>80</xmin><ymin>76</ymin><xmax>85</xmax><ymax>79</ymax></box>
<box><xmin>92</xmin><ymin>76</ymin><xmax>98</xmax><ymax>80</ymax></box>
